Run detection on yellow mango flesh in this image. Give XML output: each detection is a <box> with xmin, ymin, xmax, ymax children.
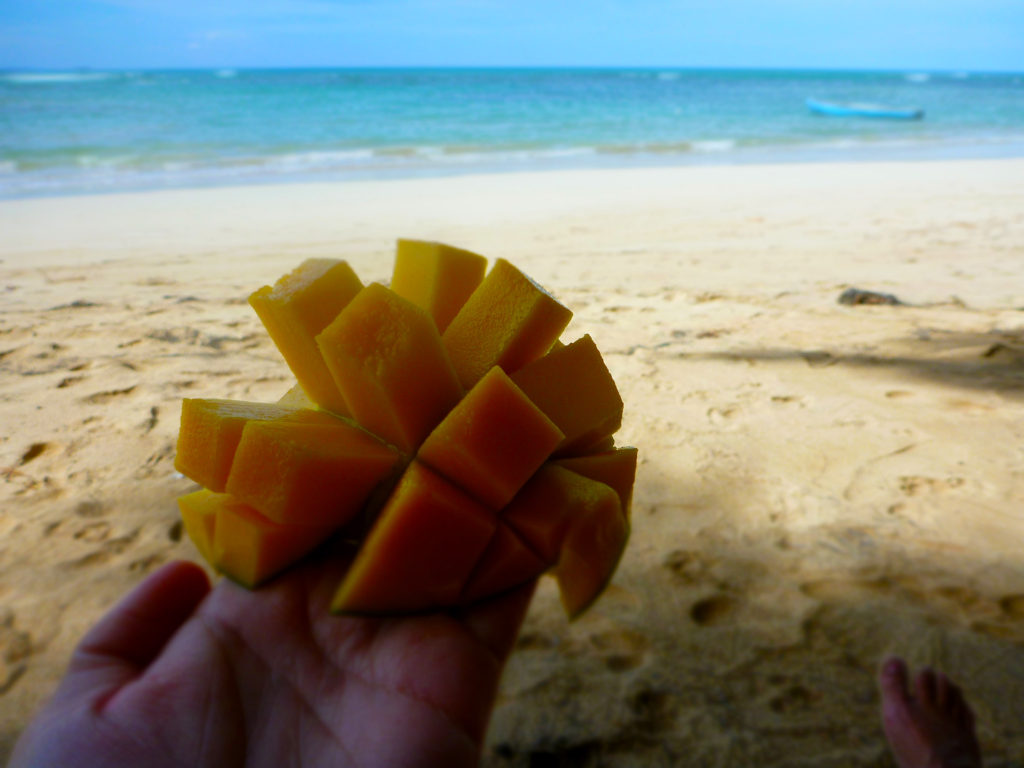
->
<box><xmin>249</xmin><ymin>259</ymin><xmax>363</xmax><ymax>416</ymax></box>
<box><xmin>225</xmin><ymin>417</ymin><xmax>401</xmax><ymax>527</ymax></box>
<box><xmin>174</xmin><ymin>398</ymin><xmax>298</xmax><ymax>492</ymax></box>
<box><xmin>390</xmin><ymin>239</ymin><xmax>487</xmax><ymax>333</ymax></box>
<box><xmin>331</xmin><ymin>462</ymin><xmax>497</xmax><ymax>615</ymax></box>
<box><xmin>211</xmin><ymin>494</ymin><xmax>334</xmax><ymax>588</ymax></box>
<box><xmin>317</xmin><ymin>283</ymin><xmax>463</xmax><ymax>454</ymax></box>
<box><xmin>418</xmin><ymin>366</ymin><xmax>564</xmax><ymax>509</ymax></box>
<box><xmin>177</xmin><ymin>489</ymin><xmax>220</xmax><ymax>565</ymax></box>
<box><xmin>442</xmin><ymin>258</ymin><xmax>573</xmax><ymax>389</ymax></box>
<box><xmin>511</xmin><ymin>334</ymin><xmax>624</xmax><ymax>456</ymax></box>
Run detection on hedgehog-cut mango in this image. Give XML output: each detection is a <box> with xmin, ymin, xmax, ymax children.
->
<box><xmin>173</xmin><ymin>239</ymin><xmax>637</xmax><ymax>620</ymax></box>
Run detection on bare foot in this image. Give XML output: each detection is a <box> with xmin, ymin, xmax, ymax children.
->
<box><xmin>879</xmin><ymin>656</ymin><xmax>982</xmax><ymax>768</ymax></box>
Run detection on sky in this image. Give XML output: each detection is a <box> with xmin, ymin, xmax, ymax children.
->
<box><xmin>2</xmin><ymin>0</ymin><xmax>1022</xmax><ymax>72</ymax></box>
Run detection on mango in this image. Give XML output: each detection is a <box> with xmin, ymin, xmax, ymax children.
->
<box><xmin>442</xmin><ymin>258</ymin><xmax>573</xmax><ymax>389</ymax></box>
<box><xmin>211</xmin><ymin>493</ymin><xmax>335</xmax><ymax>588</ymax></box>
<box><xmin>331</xmin><ymin>462</ymin><xmax>497</xmax><ymax>614</ymax></box>
<box><xmin>250</xmin><ymin>259</ymin><xmax>362</xmax><ymax>416</ymax></box>
<box><xmin>554</xmin><ymin>446</ymin><xmax>638</xmax><ymax>518</ymax></box>
<box><xmin>176</xmin><ymin>488</ymin><xmax>220</xmax><ymax>565</ymax></box>
<box><xmin>418</xmin><ymin>366</ymin><xmax>563</xmax><ymax>509</ymax></box>
<box><xmin>175</xmin><ymin>399</ymin><xmax>298</xmax><ymax>492</ymax></box>
<box><xmin>225</xmin><ymin>417</ymin><xmax>401</xmax><ymax>527</ymax></box>
<box><xmin>317</xmin><ymin>283</ymin><xmax>463</xmax><ymax>454</ymax></box>
<box><xmin>174</xmin><ymin>242</ymin><xmax>636</xmax><ymax>619</ymax></box>
<box><xmin>390</xmin><ymin>239</ymin><xmax>487</xmax><ymax>333</ymax></box>
<box><xmin>511</xmin><ymin>335</ymin><xmax>624</xmax><ymax>456</ymax></box>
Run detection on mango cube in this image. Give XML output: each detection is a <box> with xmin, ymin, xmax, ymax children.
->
<box><xmin>317</xmin><ymin>283</ymin><xmax>462</xmax><ymax>454</ymax></box>
<box><xmin>511</xmin><ymin>335</ymin><xmax>624</xmax><ymax>456</ymax></box>
<box><xmin>212</xmin><ymin>494</ymin><xmax>334</xmax><ymax>588</ymax></box>
<box><xmin>176</xmin><ymin>489</ymin><xmax>221</xmax><ymax>565</ymax></box>
<box><xmin>250</xmin><ymin>259</ymin><xmax>363</xmax><ymax>416</ymax></box>
<box><xmin>332</xmin><ymin>462</ymin><xmax>497</xmax><ymax>614</ymax></box>
<box><xmin>442</xmin><ymin>258</ymin><xmax>572</xmax><ymax>389</ymax></box>
<box><xmin>418</xmin><ymin>366</ymin><xmax>564</xmax><ymax>509</ymax></box>
<box><xmin>390</xmin><ymin>239</ymin><xmax>487</xmax><ymax>333</ymax></box>
<box><xmin>460</xmin><ymin>523</ymin><xmax>547</xmax><ymax>605</ymax></box>
<box><xmin>225</xmin><ymin>417</ymin><xmax>401</xmax><ymax>527</ymax></box>
<box><xmin>555</xmin><ymin>446</ymin><xmax>638</xmax><ymax>519</ymax></box>
<box><xmin>174</xmin><ymin>399</ymin><xmax>298</xmax><ymax>492</ymax></box>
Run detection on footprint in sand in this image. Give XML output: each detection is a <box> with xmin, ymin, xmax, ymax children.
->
<box><xmin>587</xmin><ymin>627</ymin><xmax>651</xmax><ymax>672</ymax></box>
<box><xmin>690</xmin><ymin>595</ymin><xmax>738</xmax><ymax>627</ymax></box>
<box><xmin>899</xmin><ymin>475</ymin><xmax>965</xmax><ymax>496</ymax></box>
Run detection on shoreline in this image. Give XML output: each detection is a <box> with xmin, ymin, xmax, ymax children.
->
<box><xmin>3</xmin><ymin>154</ymin><xmax>1024</xmax><ymax>765</ymax></box>
<box><xmin>4</xmin><ymin>139</ymin><xmax>1024</xmax><ymax>204</ymax></box>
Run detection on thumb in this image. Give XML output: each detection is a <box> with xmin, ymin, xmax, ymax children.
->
<box><xmin>58</xmin><ymin>560</ymin><xmax>210</xmax><ymax>706</ymax></box>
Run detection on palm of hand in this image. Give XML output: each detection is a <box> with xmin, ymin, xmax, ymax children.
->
<box><xmin>11</xmin><ymin>560</ymin><xmax>533</xmax><ymax>768</ymax></box>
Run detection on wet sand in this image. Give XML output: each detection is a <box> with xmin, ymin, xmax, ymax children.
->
<box><xmin>2</xmin><ymin>158</ymin><xmax>1024</xmax><ymax>765</ymax></box>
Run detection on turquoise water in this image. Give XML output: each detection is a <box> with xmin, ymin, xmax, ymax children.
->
<box><xmin>1</xmin><ymin>67</ymin><xmax>1023</xmax><ymax>198</ymax></box>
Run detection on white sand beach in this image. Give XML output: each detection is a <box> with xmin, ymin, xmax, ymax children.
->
<box><xmin>2</xmin><ymin>158</ymin><xmax>1024</xmax><ymax>765</ymax></box>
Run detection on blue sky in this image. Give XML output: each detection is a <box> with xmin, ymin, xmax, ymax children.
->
<box><xmin>2</xmin><ymin>0</ymin><xmax>1022</xmax><ymax>72</ymax></box>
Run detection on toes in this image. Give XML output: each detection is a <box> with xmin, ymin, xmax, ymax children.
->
<box><xmin>879</xmin><ymin>656</ymin><xmax>911</xmax><ymax>708</ymax></box>
<box><xmin>915</xmin><ymin>666</ymin><xmax>939</xmax><ymax>705</ymax></box>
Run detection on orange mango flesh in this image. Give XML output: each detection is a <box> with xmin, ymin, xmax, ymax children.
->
<box><xmin>249</xmin><ymin>259</ymin><xmax>363</xmax><ymax>416</ymax></box>
<box><xmin>317</xmin><ymin>283</ymin><xmax>463</xmax><ymax>454</ymax></box>
<box><xmin>554</xmin><ymin>446</ymin><xmax>639</xmax><ymax>519</ymax></box>
<box><xmin>555</xmin><ymin>497</ymin><xmax>629</xmax><ymax>619</ymax></box>
<box><xmin>211</xmin><ymin>493</ymin><xmax>334</xmax><ymax>588</ymax></box>
<box><xmin>500</xmin><ymin>463</ymin><xmax>619</xmax><ymax>564</ymax></box>
<box><xmin>511</xmin><ymin>334</ymin><xmax>624</xmax><ymax>456</ymax></box>
<box><xmin>459</xmin><ymin>523</ymin><xmax>547</xmax><ymax>605</ymax></box>
<box><xmin>418</xmin><ymin>366</ymin><xmax>564</xmax><ymax>509</ymax></box>
<box><xmin>331</xmin><ymin>462</ymin><xmax>497</xmax><ymax>614</ymax></box>
<box><xmin>177</xmin><ymin>489</ymin><xmax>220</xmax><ymax>565</ymax></box>
<box><xmin>175</xmin><ymin>243</ymin><xmax>635</xmax><ymax>617</ymax></box>
<box><xmin>225</xmin><ymin>417</ymin><xmax>401</xmax><ymax>527</ymax></box>
<box><xmin>174</xmin><ymin>399</ymin><xmax>298</xmax><ymax>492</ymax></box>
<box><xmin>442</xmin><ymin>258</ymin><xmax>573</xmax><ymax>389</ymax></box>
<box><xmin>390</xmin><ymin>239</ymin><xmax>487</xmax><ymax>333</ymax></box>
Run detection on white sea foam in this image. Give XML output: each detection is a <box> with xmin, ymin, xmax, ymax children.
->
<box><xmin>904</xmin><ymin>73</ymin><xmax>931</xmax><ymax>83</ymax></box>
<box><xmin>3</xmin><ymin>72</ymin><xmax>114</xmax><ymax>84</ymax></box>
<box><xmin>690</xmin><ymin>139</ymin><xmax>737</xmax><ymax>153</ymax></box>
<box><xmin>215</xmin><ymin>69</ymin><xmax>237</xmax><ymax>79</ymax></box>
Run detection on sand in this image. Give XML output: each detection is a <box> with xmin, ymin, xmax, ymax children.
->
<box><xmin>2</xmin><ymin>158</ymin><xmax>1024</xmax><ymax>766</ymax></box>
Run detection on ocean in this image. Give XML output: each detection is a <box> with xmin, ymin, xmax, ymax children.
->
<box><xmin>1</xmin><ymin>67</ymin><xmax>1022</xmax><ymax>199</ymax></box>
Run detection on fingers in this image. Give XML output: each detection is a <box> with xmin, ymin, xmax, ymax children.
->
<box><xmin>62</xmin><ymin>561</ymin><xmax>210</xmax><ymax>702</ymax></box>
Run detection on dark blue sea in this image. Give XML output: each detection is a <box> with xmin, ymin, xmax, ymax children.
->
<box><xmin>2</xmin><ymin>67</ymin><xmax>1022</xmax><ymax>198</ymax></box>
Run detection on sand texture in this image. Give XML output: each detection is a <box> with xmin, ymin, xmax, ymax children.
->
<box><xmin>2</xmin><ymin>159</ymin><xmax>1024</xmax><ymax>766</ymax></box>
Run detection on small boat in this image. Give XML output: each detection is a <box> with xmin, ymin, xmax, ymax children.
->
<box><xmin>806</xmin><ymin>98</ymin><xmax>924</xmax><ymax>120</ymax></box>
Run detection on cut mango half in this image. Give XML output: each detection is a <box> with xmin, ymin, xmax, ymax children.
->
<box><xmin>174</xmin><ymin>240</ymin><xmax>637</xmax><ymax>620</ymax></box>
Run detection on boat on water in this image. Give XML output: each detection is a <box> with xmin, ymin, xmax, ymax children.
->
<box><xmin>806</xmin><ymin>98</ymin><xmax>924</xmax><ymax>120</ymax></box>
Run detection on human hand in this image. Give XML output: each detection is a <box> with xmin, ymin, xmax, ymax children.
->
<box><xmin>11</xmin><ymin>557</ymin><xmax>534</xmax><ymax>768</ymax></box>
